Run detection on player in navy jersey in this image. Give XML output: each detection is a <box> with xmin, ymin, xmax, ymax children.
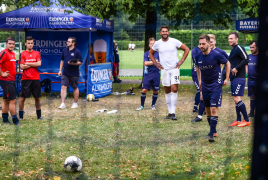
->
<box><xmin>136</xmin><ymin>38</ymin><xmax>160</xmax><ymax>110</ymax></box>
<box><xmin>246</xmin><ymin>41</ymin><xmax>258</xmax><ymax>117</ymax></box>
<box><xmin>227</xmin><ymin>32</ymin><xmax>251</xmax><ymax>127</ymax></box>
<box><xmin>195</xmin><ymin>35</ymin><xmax>230</xmax><ymax>142</ymax></box>
<box><xmin>191</xmin><ymin>45</ymin><xmax>202</xmax><ymax>113</ymax></box>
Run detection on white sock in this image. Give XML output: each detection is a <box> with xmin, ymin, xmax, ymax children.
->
<box><xmin>165</xmin><ymin>93</ymin><xmax>171</xmax><ymax>114</ymax></box>
<box><xmin>198</xmin><ymin>115</ymin><xmax>202</xmax><ymax>119</ymax></box>
<box><xmin>170</xmin><ymin>92</ymin><xmax>178</xmax><ymax>114</ymax></box>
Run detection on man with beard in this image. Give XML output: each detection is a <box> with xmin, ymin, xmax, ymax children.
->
<box><xmin>58</xmin><ymin>37</ymin><xmax>83</xmax><ymax>109</ymax></box>
<box><xmin>195</xmin><ymin>35</ymin><xmax>230</xmax><ymax>142</ymax></box>
<box><xmin>246</xmin><ymin>40</ymin><xmax>258</xmax><ymax>117</ymax></box>
<box><xmin>149</xmin><ymin>26</ymin><xmax>190</xmax><ymax>120</ymax></box>
<box><xmin>227</xmin><ymin>32</ymin><xmax>251</xmax><ymax>127</ymax></box>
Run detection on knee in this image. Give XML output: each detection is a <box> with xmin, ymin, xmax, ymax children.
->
<box><xmin>142</xmin><ymin>89</ymin><xmax>148</xmax><ymax>94</ymax></box>
<box><xmin>35</xmin><ymin>98</ymin><xmax>40</xmax><ymax>102</ymax></box>
<box><xmin>153</xmin><ymin>90</ymin><xmax>158</xmax><ymax>94</ymax></box>
<box><xmin>211</xmin><ymin>107</ymin><xmax>217</xmax><ymax>114</ymax></box>
<box><xmin>62</xmin><ymin>86</ymin><xmax>67</xmax><ymax>90</ymax></box>
<box><xmin>233</xmin><ymin>97</ymin><xmax>240</xmax><ymax>104</ymax></box>
<box><xmin>20</xmin><ymin>98</ymin><xmax>25</xmax><ymax>103</ymax></box>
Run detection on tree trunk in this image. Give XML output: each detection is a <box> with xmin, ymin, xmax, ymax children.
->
<box><xmin>139</xmin><ymin>10</ymin><xmax>157</xmax><ymax>88</ymax></box>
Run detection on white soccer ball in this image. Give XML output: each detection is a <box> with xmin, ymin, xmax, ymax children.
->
<box><xmin>64</xmin><ymin>156</ymin><xmax>82</xmax><ymax>172</ymax></box>
<box><xmin>87</xmin><ymin>94</ymin><xmax>95</xmax><ymax>101</ymax></box>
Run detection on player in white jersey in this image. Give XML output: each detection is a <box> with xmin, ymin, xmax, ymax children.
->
<box><xmin>149</xmin><ymin>26</ymin><xmax>190</xmax><ymax>120</ymax></box>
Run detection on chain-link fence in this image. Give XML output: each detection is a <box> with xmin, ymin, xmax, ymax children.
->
<box><xmin>114</xmin><ymin>14</ymin><xmax>258</xmax><ymax>78</ymax></box>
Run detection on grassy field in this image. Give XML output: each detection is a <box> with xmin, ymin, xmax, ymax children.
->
<box><xmin>119</xmin><ymin>49</ymin><xmax>252</xmax><ymax>70</ymax></box>
<box><xmin>0</xmin><ymin>84</ymin><xmax>252</xmax><ymax>179</ymax></box>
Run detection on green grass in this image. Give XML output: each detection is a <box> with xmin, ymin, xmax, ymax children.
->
<box><xmin>119</xmin><ymin>49</ymin><xmax>252</xmax><ymax>70</ymax></box>
<box><xmin>0</xmin><ymin>84</ymin><xmax>252</xmax><ymax>179</ymax></box>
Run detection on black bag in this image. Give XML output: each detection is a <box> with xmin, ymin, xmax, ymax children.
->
<box><xmin>40</xmin><ymin>78</ymin><xmax>51</xmax><ymax>93</ymax></box>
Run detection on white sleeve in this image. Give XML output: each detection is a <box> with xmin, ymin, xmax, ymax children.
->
<box><xmin>175</xmin><ymin>39</ymin><xmax>182</xmax><ymax>49</ymax></box>
<box><xmin>152</xmin><ymin>42</ymin><xmax>159</xmax><ymax>51</ymax></box>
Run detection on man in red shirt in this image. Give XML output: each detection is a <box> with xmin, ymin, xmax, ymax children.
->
<box><xmin>19</xmin><ymin>36</ymin><xmax>44</xmax><ymax>120</ymax></box>
<box><xmin>0</xmin><ymin>37</ymin><xmax>20</xmax><ymax>125</ymax></box>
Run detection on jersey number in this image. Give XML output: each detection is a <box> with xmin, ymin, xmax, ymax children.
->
<box><xmin>174</xmin><ymin>76</ymin><xmax>180</xmax><ymax>81</ymax></box>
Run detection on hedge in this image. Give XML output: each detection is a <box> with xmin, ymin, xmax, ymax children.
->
<box><xmin>116</xmin><ymin>29</ymin><xmax>258</xmax><ymax>50</ymax></box>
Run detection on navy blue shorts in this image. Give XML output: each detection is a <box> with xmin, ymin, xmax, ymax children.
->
<box><xmin>248</xmin><ymin>79</ymin><xmax>256</xmax><ymax>97</ymax></box>
<box><xmin>203</xmin><ymin>90</ymin><xmax>222</xmax><ymax>107</ymax></box>
<box><xmin>142</xmin><ymin>75</ymin><xmax>160</xmax><ymax>90</ymax></box>
<box><xmin>192</xmin><ymin>76</ymin><xmax>200</xmax><ymax>92</ymax></box>
<box><xmin>231</xmin><ymin>78</ymin><xmax>246</xmax><ymax>96</ymax></box>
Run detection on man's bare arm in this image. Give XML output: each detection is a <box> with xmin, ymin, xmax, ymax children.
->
<box><xmin>20</xmin><ymin>64</ymin><xmax>31</xmax><ymax>70</ymax></box>
<box><xmin>149</xmin><ymin>49</ymin><xmax>163</xmax><ymax>69</ymax></box>
<box><xmin>176</xmin><ymin>44</ymin><xmax>190</xmax><ymax>68</ymax></box>
<box><xmin>25</xmin><ymin>61</ymin><xmax>41</xmax><ymax>67</ymax></box>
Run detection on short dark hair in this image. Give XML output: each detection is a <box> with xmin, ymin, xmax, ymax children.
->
<box><xmin>199</xmin><ymin>34</ymin><xmax>210</xmax><ymax>43</ymax></box>
<box><xmin>25</xmin><ymin>36</ymin><xmax>34</xmax><ymax>42</ymax></box>
<box><xmin>250</xmin><ymin>40</ymin><xmax>258</xmax><ymax>48</ymax></box>
<box><xmin>148</xmin><ymin>37</ymin><xmax>156</xmax><ymax>43</ymax></box>
<box><xmin>68</xmin><ymin>37</ymin><xmax>77</xmax><ymax>46</ymax></box>
<box><xmin>160</xmin><ymin>26</ymin><xmax>169</xmax><ymax>32</ymax></box>
<box><xmin>6</xmin><ymin>37</ymin><xmax>15</xmax><ymax>43</ymax></box>
<box><xmin>229</xmin><ymin>32</ymin><xmax>239</xmax><ymax>39</ymax></box>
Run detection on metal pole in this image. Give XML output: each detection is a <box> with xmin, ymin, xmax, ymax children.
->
<box><xmin>244</xmin><ymin>33</ymin><xmax>245</xmax><ymax>47</ymax></box>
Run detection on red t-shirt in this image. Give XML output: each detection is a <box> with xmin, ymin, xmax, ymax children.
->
<box><xmin>20</xmin><ymin>50</ymin><xmax>41</xmax><ymax>80</ymax></box>
<box><xmin>0</xmin><ymin>49</ymin><xmax>17</xmax><ymax>81</ymax></box>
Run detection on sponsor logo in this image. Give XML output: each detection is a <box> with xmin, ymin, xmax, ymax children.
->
<box><xmin>248</xmin><ymin>62</ymin><xmax>257</xmax><ymax>66</ymax></box>
<box><xmin>106</xmin><ymin>20</ymin><xmax>112</xmax><ymax>29</ymax></box>
<box><xmin>211</xmin><ymin>103</ymin><xmax>216</xmax><ymax>105</ymax></box>
<box><xmin>6</xmin><ymin>17</ymin><xmax>30</xmax><ymax>25</ymax></box>
<box><xmin>91</xmin><ymin>69</ymin><xmax>111</xmax><ymax>82</ymax></box>
<box><xmin>10</xmin><ymin>59</ymin><xmax>16</xmax><ymax>61</ymax></box>
<box><xmin>239</xmin><ymin>20</ymin><xmax>259</xmax><ymax>30</ymax></box>
<box><xmin>33</xmin><ymin>39</ymin><xmax>67</xmax><ymax>54</ymax></box>
<box><xmin>26</xmin><ymin>59</ymin><xmax>37</xmax><ymax>62</ymax></box>
<box><xmin>96</xmin><ymin>18</ymin><xmax>103</xmax><ymax>27</ymax></box>
<box><xmin>199</xmin><ymin>65</ymin><xmax>213</xmax><ymax>70</ymax></box>
<box><xmin>49</xmin><ymin>17</ymin><xmax>74</xmax><ymax>25</ymax></box>
<box><xmin>198</xmin><ymin>61</ymin><xmax>202</xmax><ymax>63</ymax></box>
<box><xmin>29</xmin><ymin>7</ymin><xmax>61</xmax><ymax>13</ymax></box>
<box><xmin>108</xmin><ymin>67</ymin><xmax>112</xmax><ymax>80</ymax></box>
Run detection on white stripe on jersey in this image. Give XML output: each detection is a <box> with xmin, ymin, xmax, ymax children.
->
<box><xmin>237</xmin><ymin>45</ymin><xmax>247</xmax><ymax>59</ymax></box>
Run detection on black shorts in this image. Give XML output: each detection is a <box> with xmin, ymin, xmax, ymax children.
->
<box><xmin>0</xmin><ymin>81</ymin><xmax>16</xmax><ymax>100</ymax></box>
<box><xmin>61</xmin><ymin>75</ymin><xmax>79</xmax><ymax>89</ymax></box>
<box><xmin>21</xmin><ymin>80</ymin><xmax>41</xmax><ymax>98</ymax></box>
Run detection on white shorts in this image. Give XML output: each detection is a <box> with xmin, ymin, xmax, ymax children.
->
<box><xmin>161</xmin><ymin>68</ymin><xmax>180</xmax><ymax>86</ymax></box>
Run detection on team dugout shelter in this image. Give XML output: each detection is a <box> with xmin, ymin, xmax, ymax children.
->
<box><xmin>0</xmin><ymin>0</ymin><xmax>114</xmax><ymax>96</ymax></box>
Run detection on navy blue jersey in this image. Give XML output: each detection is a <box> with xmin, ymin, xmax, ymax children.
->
<box><xmin>214</xmin><ymin>47</ymin><xmax>229</xmax><ymax>75</ymax></box>
<box><xmin>61</xmin><ymin>47</ymin><xmax>83</xmax><ymax>76</ymax></box>
<box><xmin>248</xmin><ymin>54</ymin><xmax>258</xmax><ymax>80</ymax></box>
<box><xmin>195</xmin><ymin>49</ymin><xmax>228</xmax><ymax>92</ymax></box>
<box><xmin>191</xmin><ymin>47</ymin><xmax>201</xmax><ymax>77</ymax></box>
<box><xmin>144</xmin><ymin>51</ymin><xmax>160</xmax><ymax>75</ymax></box>
<box><xmin>229</xmin><ymin>44</ymin><xmax>249</xmax><ymax>80</ymax></box>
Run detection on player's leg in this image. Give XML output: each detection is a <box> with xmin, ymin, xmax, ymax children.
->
<box><xmin>162</xmin><ymin>69</ymin><xmax>172</xmax><ymax>119</ymax></box>
<box><xmin>192</xmin><ymin>91</ymin><xmax>205</xmax><ymax>122</ymax></box>
<box><xmin>59</xmin><ymin>75</ymin><xmax>69</xmax><ymax>109</ymax></box>
<box><xmin>19</xmin><ymin>80</ymin><xmax>31</xmax><ymax>120</ymax></box>
<box><xmin>248</xmin><ymin>80</ymin><xmax>256</xmax><ymax>117</ymax></box>
<box><xmin>192</xmin><ymin>77</ymin><xmax>200</xmax><ymax>112</ymax></box>
<box><xmin>0</xmin><ymin>82</ymin><xmax>10</xmax><ymax>123</ymax></box>
<box><xmin>169</xmin><ymin>69</ymin><xmax>180</xmax><ymax>120</ymax></box>
<box><xmin>7</xmin><ymin>83</ymin><xmax>19</xmax><ymax>125</ymax></box>
<box><xmin>32</xmin><ymin>80</ymin><xmax>44</xmax><ymax>120</ymax></box>
<box><xmin>137</xmin><ymin>77</ymin><xmax>150</xmax><ymax>110</ymax></box>
<box><xmin>202</xmin><ymin>91</ymin><xmax>213</xmax><ymax>140</ymax></box>
<box><xmin>19</xmin><ymin>97</ymin><xmax>25</xmax><ymax>120</ymax></box>
<box><xmin>151</xmin><ymin>75</ymin><xmax>160</xmax><ymax>110</ymax></box>
<box><xmin>70</xmin><ymin>76</ymin><xmax>79</xmax><ymax>108</ymax></box>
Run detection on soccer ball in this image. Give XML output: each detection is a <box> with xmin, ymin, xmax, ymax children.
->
<box><xmin>87</xmin><ymin>94</ymin><xmax>95</xmax><ymax>101</ymax></box>
<box><xmin>64</xmin><ymin>156</ymin><xmax>82</xmax><ymax>172</ymax></box>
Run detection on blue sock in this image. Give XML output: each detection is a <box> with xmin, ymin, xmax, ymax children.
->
<box><xmin>250</xmin><ymin>98</ymin><xmax>255</xmax><ymax>115</ymax></box>
<box><xmin>235</xmin><ymin>104</ymin><xmax>241</xmax><ymax>122</ymax></box>
<box><xmin>141</xmin><ymin>93</ymin><xmax>146</xmax><ymax>107</ymax></box>
<box><xmin>12</xmin><ymin>115</ymin><xmax>19</xmax><ymax>124</ymax></box>
<box><xmin>19</xmin><ymin>111</ymin><xmax>24</xmax><ymax>119</ymax></box>
<box><xmin>237</xmin><ymin>101</ymin><xmax>249</xmax><ymax>122</ymax></box>
<box><xmin>207</xmin><ymin>116</ymin><xmax>211</xmax><ymax>125</ymax></box>
<box><xmin>209</xmin><ymin>116</ymin><xmax>218</xmax><ymax>136</ymax></box>
<box><xmin>2</xmin><ymin>113</ymin><xmax>8</xmax><ymax>122</ymax></box>
<box><xmin>194</xmin><ymin>92</ymin><xmax>200</xmax><ymax>110</ymax></box>
<box><xmin>152</xmin><ymin>93</ymin><xmax>158</xmax><ymax>106</ymax></box>
<box><xmin>198</xmin><ymin>100</ymin><xmax>205</xmax><ymax>116</ymax></box>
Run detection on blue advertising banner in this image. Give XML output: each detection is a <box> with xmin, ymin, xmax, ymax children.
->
<box><xmin>87</xmin><ymin>63</ymin><xmax>113</xmax><ymax>99</ymax></box>
<box><xmin>236</xmin><ymin>18</ymin><xmax>259</xmax><ymax>33</ymax></box>
<box><xmin>26</xmin><ymin>30</ymin><xmax>89</xmax><ymax>92</ymax></box>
